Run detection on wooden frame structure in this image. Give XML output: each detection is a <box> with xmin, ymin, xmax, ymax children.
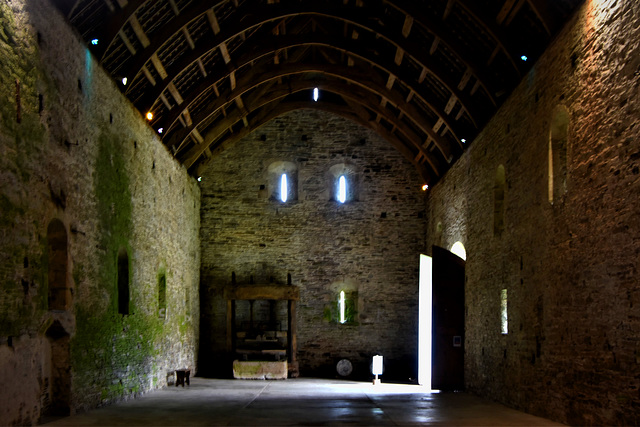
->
<box><xmin>225</xmin><ymin>284</ymin><xmax>300</xmax><ymax>377</ymax></box>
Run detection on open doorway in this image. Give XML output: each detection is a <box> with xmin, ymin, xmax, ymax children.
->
<box><xmin>42</xmin><ymin>321</ymin><xmax>71</xmax><ymax>420</ymax></box>
<box><xmin>418</xmin><ymin>245</ymin><xmax>466</xmax><ymax>391</ymax></box>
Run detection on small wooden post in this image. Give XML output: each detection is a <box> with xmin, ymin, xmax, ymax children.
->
<box><xmin>227</xmin><ymin>299</ymin><xmax>235</xmax><ymax>352</ymax></box>
<box><xmin>288</xmin><ymin>299</ymin><xmax>298</xmax><ymax>376</ymax></box>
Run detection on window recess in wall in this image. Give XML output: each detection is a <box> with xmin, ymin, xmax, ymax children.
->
<box><xmin>334</xmin><ymin>289</ymin><xmax>357</xmax><ymax>325</ymax></box>
<box><xmin>268</xmin><ymin>161</ymin><xmax>298</xmax><ymax>203</ymax></box>
<box><xmin>549</xmin><ymin>106</ymin><xmax>570</xmax><ymax>204</ymax></box>
<box><xmin>501</xmin><ymin>289</ymin><xmax>508</xmax><ymax>335</ymax></box>
<box><xmin>117</xmin><ymin>247</ymin><xmax>130</xmax><ymax>315</ymax></box>
<box><xmin>494</xmin><ymin>165</ymin><xmax>506</xmax><ymax>236</ymax></box>
<box><xmin>328</xmin><ymin>163</ymin><xmax>359</xmax><ymax>203</ymax></box>
<box><xmin>158</xmin><ymin>272</ymin><xmax>167</xmax><ymax>319</ymax></box>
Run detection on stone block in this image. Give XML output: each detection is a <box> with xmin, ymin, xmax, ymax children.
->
<box><xmin>233</xmin><ymin>360</ymin><xmax>288</xmax><ymax>380</ymax></box>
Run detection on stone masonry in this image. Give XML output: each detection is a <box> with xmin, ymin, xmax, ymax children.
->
<box><xmin>0</xmin><ymin>2</ymin><xmax>200</xmax><ymax>425</ymax></box>
<box><xmin>200</xmin><ymin>109</ymin><xmax>427</xmax><ymax>380</ymax></box>
<box><xmin>425</xmin><ymin>0</ymin><xmax>640</xmax><ymax>424</ymax></box>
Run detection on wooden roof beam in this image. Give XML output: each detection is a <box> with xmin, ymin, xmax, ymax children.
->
<box><xmin>182</xmin><ymin>27</ymin><xmax>195</xmax><ymax>49</ymax></box>
<box><xmin>496</xmin><ymin>0</ymin><xmax>520</xmax><ymax>25</ymax></box>
<box><xmin>129</xmin><ymin>14</ymin><xmax>150</xmax><ymax>48</ymax></box>
<box><xmin>384</xmin><ymin>0</ymin><xmax>504</xmax><ymax>103</ymax></box>
<box><xmin>139</xmin><ymin>33</ymin><xmax>476</xmax><ymax>146</ymax></box>
<box><xmin>526</xmin><ymin>0</ymin><xmax>558</xmax><ymax>35</ymax></box>
<box><xmin>190</xmin><ymin>99</ymin><xmax>433</xmax><ymax>185</ymax></box>
<box><xmin>168</xmin><ymin>0</ymin><xmax>180</xmax><ymax>16</ymax></box>
<box><xmin>124</xmin><ymin>3</ymin><xmax>493</xmax><ymax>122</ymax></box>
<box><xmin>453</xmin><ymin>0</ymin><xmax>523</xmax><ymax>74</ymax></box>
<box><xmin>160</xmin><ymin>60</ymin><xmax>458</xmax><ymax>161</ymax></box>
<box><xmin>168</xmin><ymin>68</ymin><xmax>453</xmax><ymax>166</ymax></box>
<box><xmin>402</xmin><ymin>15</ymin><xmax>413</xmax><ymax>38</ymax></box>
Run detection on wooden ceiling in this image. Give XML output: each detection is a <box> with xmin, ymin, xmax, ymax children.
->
<box><xmin>53</xmin><ymin>0</ymin><xmax>583</xmax><ymax>184</ymax></box>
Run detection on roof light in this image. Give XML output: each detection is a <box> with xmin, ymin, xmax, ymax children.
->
<box><xmin>313</xmin><ymin>87</ymin><xmax>319</xmax><ymax>102</ymax></box>
<box><xmin>461</xmin><ymin>138</ymin><xmax>466</xmax><ymax>143</ymax></box>
<box><xmin>91</xmin><ymin>38</ymin><xmax>99</xmax><ymax>45</ymax></box>
<box><xmin>122</xmin><ymin>77</ymin><xmax>128</xmax><ymax>85</ymax></box>
<box><xmin>146</xmin><ymin>112</ymin><xmax>154</xmax><ymax>121</ymax></box>
<box><xmin>422</xmin><ymin>184</ymin><xmax>429</xmax><ymax>191</ymax></box>
<box><xmin>197</xmin><ymin>177</ymin><xmax>202</xmax><ymax>182</ymax></box>
<box><xmin>158</xmin><ymin>128</ymin><xmax>163</xmax><ymax>134</ymax></box>
<box><xmin>520</xmin><ymin>55</ymin><xmax>528</xmax><ymax>61</ymax></box>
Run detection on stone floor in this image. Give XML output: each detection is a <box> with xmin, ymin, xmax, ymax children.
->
<box><xmin>43</xmin><ymin>378</ymin><xmax>562</xmax><ymax>426</ymax></box>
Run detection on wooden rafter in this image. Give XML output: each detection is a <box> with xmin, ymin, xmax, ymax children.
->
<box><xmin>454</xmin><ymin>0</ymin><xmax>523</xmax><ymax>73</ymax></box>
<box><xmin>123</xmin><ymin>2</ymin><xmax>488</xmax><ymax>130</ymax></box>
<box><xmin>142</xmin><ymin>34</ymin><xmax>475</xmax><ymax>147</ymax></box>
<box><xmin>189</xmin><ymin>100</ymin><xmax>433</xmax><ymax>184</ymax></box>
<box><xmin>158</xmin><ymin>57</ymin><xmax>461</xmax><ymax>161</ymax></box>
<box><xmin>61</xmin><ymin>0</ymin><xmax>581</xmax><ymax>183</ymax></box>
<box><xmin>175</xmin><ymin>76</ymin><xmax>443</xmax><ymax>176</ymax></box>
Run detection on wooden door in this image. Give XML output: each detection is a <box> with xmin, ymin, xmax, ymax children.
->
<box><xmin>432</xmin><ymin>245</ymin><xmax>465</xmax><ymax>391</ymax></box>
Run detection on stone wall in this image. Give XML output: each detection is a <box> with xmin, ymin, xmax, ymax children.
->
<box><xmin>200</xmin><ymin>109</ymin><xmax>426</xmax><ymax>380</ymax></box>
<box><xmin>0</xmin><ymin>1</ymin><xmax>200</xmax><ymax>425</ymax></box>
<box><xmin>425</xmin><ymin>0</ymin><xmax>640</xmax><ymax>424</ymax></box>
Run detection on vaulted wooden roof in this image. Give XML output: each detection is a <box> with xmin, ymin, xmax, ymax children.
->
<box><xmin>53</xmin><ymin>0</ymin><xmax>583</xmax><ymax>184</ymax></box>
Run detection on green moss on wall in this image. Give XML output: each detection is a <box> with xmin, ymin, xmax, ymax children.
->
<box><xmin>0</xmin><ymin>194</ymin><xmax>24</xmax><ymax>227</ymax></box>
<box><xmin>70</xmin><ymin>130</ymin><xmax>157</xmax><ymax>402</ymax></box>
<box><xmin>72</xmin><ymin>305</ymin><xmax>163</xmax><ymax>402</ymax></box>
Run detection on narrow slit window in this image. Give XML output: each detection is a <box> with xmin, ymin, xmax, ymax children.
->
<box><xmin>158</xmin><ymin>273</ymin><xmax>166</xmax><ymax>319</ymax></box>
<box><xmin>268</xmin><ymin>161</ymin><xmax>297</xmax><ymax>203</ymax></box>
<box><xmin>339</xmin><ymin>290</ymin><xmax>346</xmax><ymax>324</ymax></box>
<box><xmin>549</xmin><ymin>107</ymin><xmax>570</xmax><ymax>204</ymax></box>
<box><xmin>501</xmin><ymin>289</ymin><xmax>508</xmax><ymax>334</ymax></box>
<box><xmin>338</xmin><ymin>175</ymin><xmax>347</xmax><ymax>203</ymax></box>
<box><xmin>117</xmin><ymin>248</ymin><xmax>130</xmax><ymax>315</ymax></box>
<box><xmin>280</xmin><ymin>173</ymin><xmax>288</xmax><ymax>202</ymax></box>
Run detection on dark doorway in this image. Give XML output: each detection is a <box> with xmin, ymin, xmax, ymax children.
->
<box><xmin>43</xmin><ymin>321</ymin><xmax>71</xmax><ymax>420</ymax></box>
<box><xmin>432</xmin><ymin>245</ymin><xmax>465</xmax><ymax>391</ymax></box>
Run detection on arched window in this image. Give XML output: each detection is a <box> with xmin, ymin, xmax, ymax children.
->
<box><xmin>328</xmin><ymin>163</ymin><xmax>358</xmax><ymax>203</ymax></box>
<box><xmin>47</xmin><ymin>219</ymin><xmax>70</xmax><ymax>311</ymax></box>
<box><xmin>268</xmin><ymin>161</ymin><xmax>297</xmax><ymax>203</ymax></box>
<box><xmin>117</xmin><ymin>247</ymin><xmax>130</xmax><ymax>315</ymax></box>
<box><xmin>494</xmin><ymin>165</ymin><xmax>506</xmax><ymax>236</ymax></box>
<box><xmin>337</xmin><ymin>289</ymin><xmax>357</xmax><ymax>324</ymax></box>
<box><xmin>451</xmin><ymin>241</ymin><xmax>467</xmax><ymax>261</ymax></box>
<box><xmin>549</xmin><ymin>107</ymin><xmax>570</xmax><ymax>204</ymax></box>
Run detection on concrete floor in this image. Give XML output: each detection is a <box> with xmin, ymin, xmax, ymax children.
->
<box><xmin>43</xmin><ymin>378</ymin><xmax>562</xmax><ymax>426</ymax></box>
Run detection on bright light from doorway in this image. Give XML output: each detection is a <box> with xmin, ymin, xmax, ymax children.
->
<box><xmin>418</xmin><ymin>254</ymin><xmax>432</xmax><ymax>389</ymax></box>
<box><xmin>451</xmin><ymin>241</ymin><xmax>466</xmax><ymax>261</ymax></box>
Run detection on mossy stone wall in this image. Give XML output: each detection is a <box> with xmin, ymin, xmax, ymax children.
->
<box><xmin>0</xmin><ymin>1</ymin><xmax>200</xmax><ymax>424</ymax></box>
